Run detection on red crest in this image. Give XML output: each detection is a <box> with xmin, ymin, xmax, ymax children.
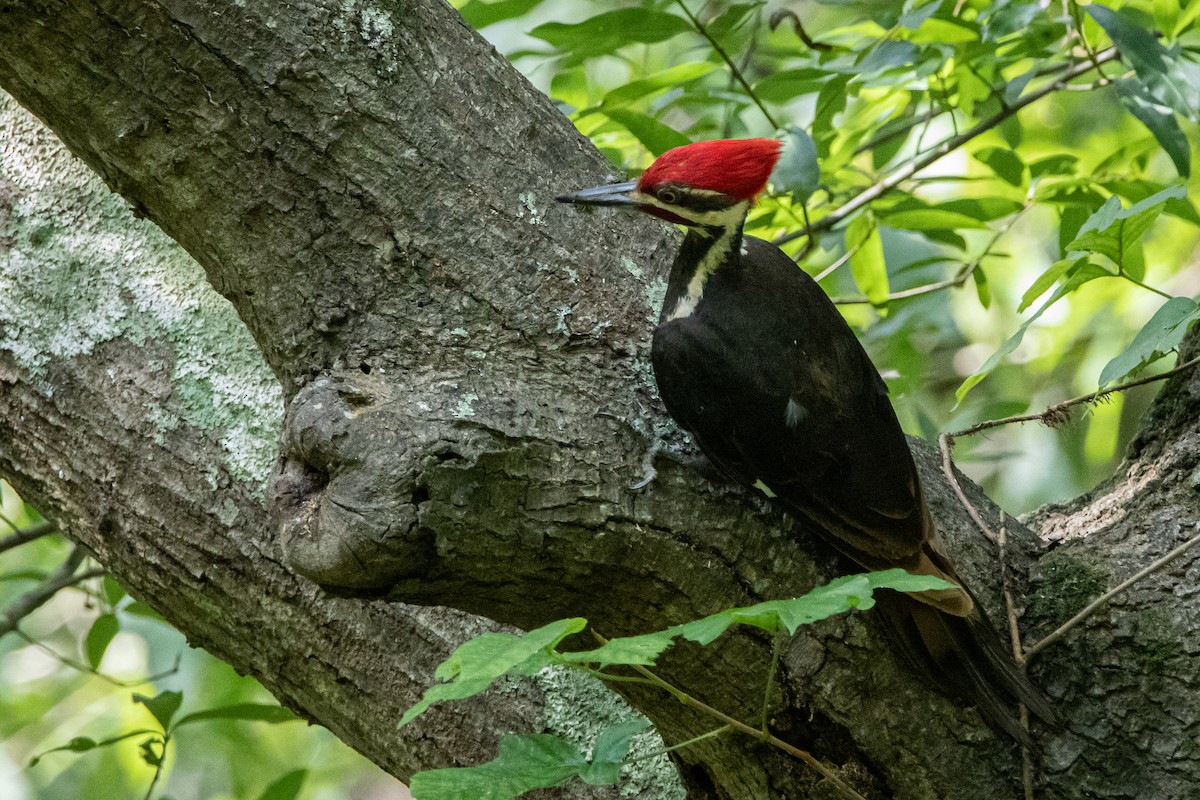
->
<box><xmin>638</xmin><ymin>138</ymin><xmax>782</xmax><ymax>201</ymax></box>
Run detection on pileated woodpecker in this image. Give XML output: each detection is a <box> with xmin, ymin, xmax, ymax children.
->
<box><xmin>558</xmin><ymin>138</ymin><xmax>1054</xmax><ymax>742</ymax></box>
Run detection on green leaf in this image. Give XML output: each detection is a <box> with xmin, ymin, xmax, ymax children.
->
<box><xmin>973</xmin><ymin>147</ymin><xmax>1025</xmax><ymax>187</ymax></box>
<box><xmin>601</xmin><ymin>109</ymin><xmax>690</xmax><ymax>157</ymax></box>
<box><xmin>908</xmin><ymin>17</ymin><xmax>978</xmax><ymax>44</ymax></box>
<box><xmin>133</xmin><ymin>690</ymin><xmax>183</xmax><ymax>732</ymax></box>
<box><xmin>957</xmin><ymin>262</ymin><xmax>1112</xmax><ymax>403</ymax></box>
<box><xmin>705</xmin><ymin>2</ymin><xmax>762</xmax><ymax>41</ymax></box>
<box><xmin>936</xmin><ymin>197</ymin><xmax>1025</xmax><ymax>221</ymax></box>
<box><xmin>85</xmin><ymin>613</ymin><xmax>119</xmax><ymax>670</ymax></box>
<box><xmin>557</xmin><ymin>630</ymin><xmax>676</xmax><ymax>668</ymax></box>
<box><xmin>457</xmin><ymin>0</ymin><xmax>545</xmax><ymax>30</ymax></box>
<box><xmin>409</xmin><ymin>734</ymin><xmax>587</xmax><ymax>800</ymax></box>
<box><xmin>1098</xmin><ymin>297</ymin><xmax>1200</xmax><ymax>386</ymax></box>
<box><xmin>1115</xmin><ymin>79</ymin><xmax>1191</xmax><ymax>178</ymax></box>
<box><xmin>846</xmin><ymin>214</ymin><xmax>889</xmax><ymax>306</ymax></box>
<box><xmin>596</xmin><ymin>63</ymin><xmax>717</xmax><ymax>108</ymax></box>
<box><xmin>29</xmin><ymin>737</ymin><xmax>98</xmax><ymax>767</ymax></box>
<box><xmin>530</xmin><ymin>10</ymin><xmax>691</xmax><ymax>57</ymax></box>
<box><xmin>1029</xmin><ymin>154</ymin><xmax>1079</xmax><ymax>178</ymax></box>
<box><xmin>774</xmin><ymin>129</ymin><xmax>820</xmax><ymax>204</ymax></box>
<box><xmin>28</xmin><ymin>730</ymin><xmax>157</xmax><ymax>768</ymax></box>
<box><xmin>400</xmin><ymin>618</ymin><xmax>586</xmax><ymax>728</ymax></box>
<box><xmin>973</xmin><ymin>266</ymin><xmax>991</xmax><ymax>310</ymax></box>
<box><xmin>101</xmin><ymin>576</ymin><xmax>126</xmax><ymax>605</ymax></box>
<box><xmin>580</xmin><ymin>719</ymin><xmax>651</xmax><ymax>785</ymax></box>
<box><xmin>122</xmin><ymin>601</ymin><xmax>165</xmax><ymax>622</ymax></box>
<box><xmin>174</xmin><ymin>703</ymin><xmax>298</xmax><ymax>729</ymax></box>
<box><xmin>751</xmin><ymin>69</ymin><xmax>830</xmax><ymax>104</ymax></box>
<box><xmin>1018</xmin><ymin>256</ymin><xmax>1087</xmax><ymax>313</ymax></box>
<box><xmin>880</xmin><ymin>208</ymin><xmax>988</xmax><ymax>231</ymax></box>
<box><xmin>1086</xmin><ymin>5</ymin><xmax>1200</xmax><ymax>119</ymax></box>
<box><xmin>1069</xmin><ymin>184</ymin><xmax>1187</xmax><ymax>270</ymax></box>
<box><xmin>675</xmin><ymin>570</ymin><xmax>954</xmax><ymax>645</ymax></box>
<box><xmin>256</xmin><ymin>769</ymin><xmax>308</xmax><ymax>800</ymax></box>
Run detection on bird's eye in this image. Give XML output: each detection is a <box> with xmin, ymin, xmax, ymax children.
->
<box><xmin>658</xmin><ymin>188</ymin><xmax>678</xmax><ymax>204</ymax></box>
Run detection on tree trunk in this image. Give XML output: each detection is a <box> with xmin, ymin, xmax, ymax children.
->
<box><xmin>1</xmin><ymin>2</ymin><xmax>1197</xmax><ymax>798</ymax></box>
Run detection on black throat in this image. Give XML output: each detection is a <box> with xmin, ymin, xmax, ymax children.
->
<box><xmin>659</xmin><ymin>222</ymin><xmax>746</xmax><ymax>324</ymax></box>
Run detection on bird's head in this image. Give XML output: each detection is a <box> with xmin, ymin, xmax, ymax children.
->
<box><xmin>557</xmin><ymin>138</ymin><xmax>782</xmax><ymax>228</ymax></box>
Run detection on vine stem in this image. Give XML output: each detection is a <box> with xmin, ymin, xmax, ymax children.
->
<box><xmin>948</xmin><ymin>354</ymin><xmax>1200</xmax><ymax>439</ymax></box>
<box><xmin>674</xmin><ymin>0</ymin><xmax>780</xmax><ymax>131</ymax></box>
<box><xmin>591</xmin><ymin>632</ymin><xmax>867</xmax><ymax>800</ymax></box>
<box><xmin>1024</xmin><ymin>528</ymin><xmax>1200</xmax><ymax>661</ymax></box>
<box><xmin>831</xmin><ymin>197</ymin><xmax>1033</xmax><ymax>305</ymax></box>
<box><xmin>775</xmin><ymin>47</ymin><xmax>1119</xmax><ymax>246</ymax></box>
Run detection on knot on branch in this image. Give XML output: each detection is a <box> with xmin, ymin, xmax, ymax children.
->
<box><xmin>272</xmin><ymin>373</ymin><xmax>468</xmax><ymax>591</ymax></box>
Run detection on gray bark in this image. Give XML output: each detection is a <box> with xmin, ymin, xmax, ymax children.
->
<box><xmin>0</xmin><ymin>1</ymin><xmax>1198</xmax><ymax>798</ymax></box>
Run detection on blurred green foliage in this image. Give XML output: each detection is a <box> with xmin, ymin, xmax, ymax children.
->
<box><xmin>0</xmin><ymin>483</ymin><xmax>406</xmax><ymax>800</ymax></box>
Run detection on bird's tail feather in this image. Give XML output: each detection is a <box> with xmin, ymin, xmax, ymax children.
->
<box><xmin>878</xmin><ymin>592</ymin><xmax>1058</xmax><ymax>745</ymax></box>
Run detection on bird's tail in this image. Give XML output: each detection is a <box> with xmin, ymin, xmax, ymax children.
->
<box><xmin>877</xmin><ymin>592</ymin><xmax>1058</xmax><ymax>745</ymax></box>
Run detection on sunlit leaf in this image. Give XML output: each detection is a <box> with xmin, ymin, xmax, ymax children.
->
<box><xmin>1098</xmin><ymin>297</ymin><xmax>1200</xmax><ymax>386</ymax></box>
<box><xmin>256</xmin><ymin>769</ymin><xmax>308</xmax><ymax>800</ymax></box>
<box><xmin>774</xmin><ymin>128</ymin><xmax>820</xmax><ymax>204</ymax></box>
<box><xmin>85</xmin><ymin>613</ymin><xmax>119</xmax><ymax>670</ymax></box>
<box><xmin>1068</xmin><ymin>184</ymin><xmax>1187</xmax><ymax>271</ymax></box>
<box><xmin>1115</xmin><ymin>79</ymin><xmax>1191</xmax><ymax>177</ymax></box>
<box><xmin>676</xmin><ymin>571</ymin><xmax>954</xmax><ymax>645</ymax></box>
<box><xmin>881</xmin><ymin>208</ymin><xmax>988</xmax><ymax>231</ymax></box>
<box><xmin>530</xmin><ymin>10</ymin><xmax>691</xmax><ymax>57</ymax></box>
<box><xmin>457</xmin><ymin>0</ymin><xmax>545</xmax><ymax>29</ymax></box>
<box><xmin>595</xmin><ymin>63</ymin><xmax>717</xmax><ymax>109</ymax></box>
<box><xmin>846</xmin><ymin>214</ymin><xmax>888</xmax><ymax>306</ymax></box>
<box><xmin>557</xmin><ymin>630</ymin><xmax>675</xmax><ymax>668</ymax></box>
<box><xmin>974</xmin><ymin>147</ymin><xmax>1025</xmax><ymax>187</ymax></box>
<box><xmin>601</xmin><ymin>109</ymin><xmax>690</xmax><ymax>156</ymax></box>
<box><xmin>133</xmin><ymin>690</ymin><xmax>183</xmax><ymax>732</ymax></box>
<box><xmin>409</xmin><ymin>734</ymin><xmax>587</xmax><ymax>799</ymax></box>
<box><xmin>400</xmin><ymin>618</ymin><xmax>586</xmax><ymax>728</ymax></box>
<box><xmin>174</xmin><ymin>703</ymin><xmax>298</xmax><ymax>728</ymax></box>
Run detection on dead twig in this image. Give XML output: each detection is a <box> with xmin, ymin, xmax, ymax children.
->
<box><xmin>950</xmin><ymin>354</ymin><xmax>1200</xmax><ymax>439</ymax></box>
<box><xmin>1024</xmin><ymin>528</ymin><xmax>1200</xmax><ymax>661</ymax></box>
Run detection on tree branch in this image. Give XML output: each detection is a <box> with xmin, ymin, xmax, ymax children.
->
<box><xmin>776</xmin><ymin>48</ymin><xmax>1119</xmax><ymax>246</ymax></box>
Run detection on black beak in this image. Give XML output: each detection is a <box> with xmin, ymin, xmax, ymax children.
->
<box><xmin>555</xmin><ymin>180</ymin><xmax>639</xmax><ymax>207</ymax></box>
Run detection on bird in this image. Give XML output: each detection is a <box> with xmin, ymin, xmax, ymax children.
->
<box><xmin>557</xmin><ymin>137</ymin><xmax>1055</xmax><ymax>743</ymax></box>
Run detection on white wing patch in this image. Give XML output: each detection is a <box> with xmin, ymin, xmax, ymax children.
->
<box><xmin>785</xmin><ymin>398</ymin><xmax>809</xmax><ymax>429</ymax></box>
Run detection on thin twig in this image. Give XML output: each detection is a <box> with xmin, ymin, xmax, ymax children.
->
<box><xmin>811</xmin><ymin>241</ymin><xmax>862</xmax><ymax>282</ymax></box>
<box><xmin>0</xmin><ymin>547</ymin><xmax>98</xmax><ymax>637</ymax></box>
<box><xmin>950</xmin><ymin>354</ymin><xmax>1200</xmax><ymax>439</ymax></box>
<box><xmin>12</xmin><ymin>629</ymin><xmax>182</xmax><ymax>687</ymax></box>
<box><xmin>831</xmin><ymin>198</ymin><xmax>1032</xmax><ymax>305</ymax></box>
<box><xmin>627</xmin><ymin>724</ymin><xmax>733</xmax><ymax>764</ymax></box>
<box><xmin>1025</xmin><ymin>528</ymin><xmax>1200</xmax><ymax>661</ymax></box>
<box><xmin>0</xmin><ymin>521</ymin><xmax>57</xmax><ymax>554</ymax></box>
<box><xmin>997</xmin><ymin>515</ymin><xmax>1035</xmax><ymax>799</ymax></box>
<box><xmin>675</xmin><ymin>0</ymin><xmax>780</xmax><ymax>130</ymax></box>
<box><xmin>769</xmin><ymin>9</ymin><xmax>832</xmax><ymax>52</ymax></box>
<box><xmin>938</xmin><ymin>434</ymin><xmax>998</xmax><ymax>544</ymax></box>
<box><xmin>775</xmin><ymin>48</ymin><xmax>1119</xmax><ymax>246</ymax></box>
<box><xmin>591</xmin><ymin>632</ymin><xmax>867</xmax><ymax>800</ymax></box>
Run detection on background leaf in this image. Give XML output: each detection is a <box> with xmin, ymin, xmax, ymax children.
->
<box><xmin>1098</xmin><ymin>297</ymin><xmax>1200</xmax><ymax>386</ymax></box>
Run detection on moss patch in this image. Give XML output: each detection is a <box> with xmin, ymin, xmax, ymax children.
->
<box><xmin>1027</xmin><ymin>551</ymin><xmax>1109</xmax><ymax>629</ymax></box>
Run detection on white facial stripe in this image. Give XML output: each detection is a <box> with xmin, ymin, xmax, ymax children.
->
<box><xmin>665</xmin><ymin>206</ymin><xmax>747</xmax><ymax>321</ymax></box>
